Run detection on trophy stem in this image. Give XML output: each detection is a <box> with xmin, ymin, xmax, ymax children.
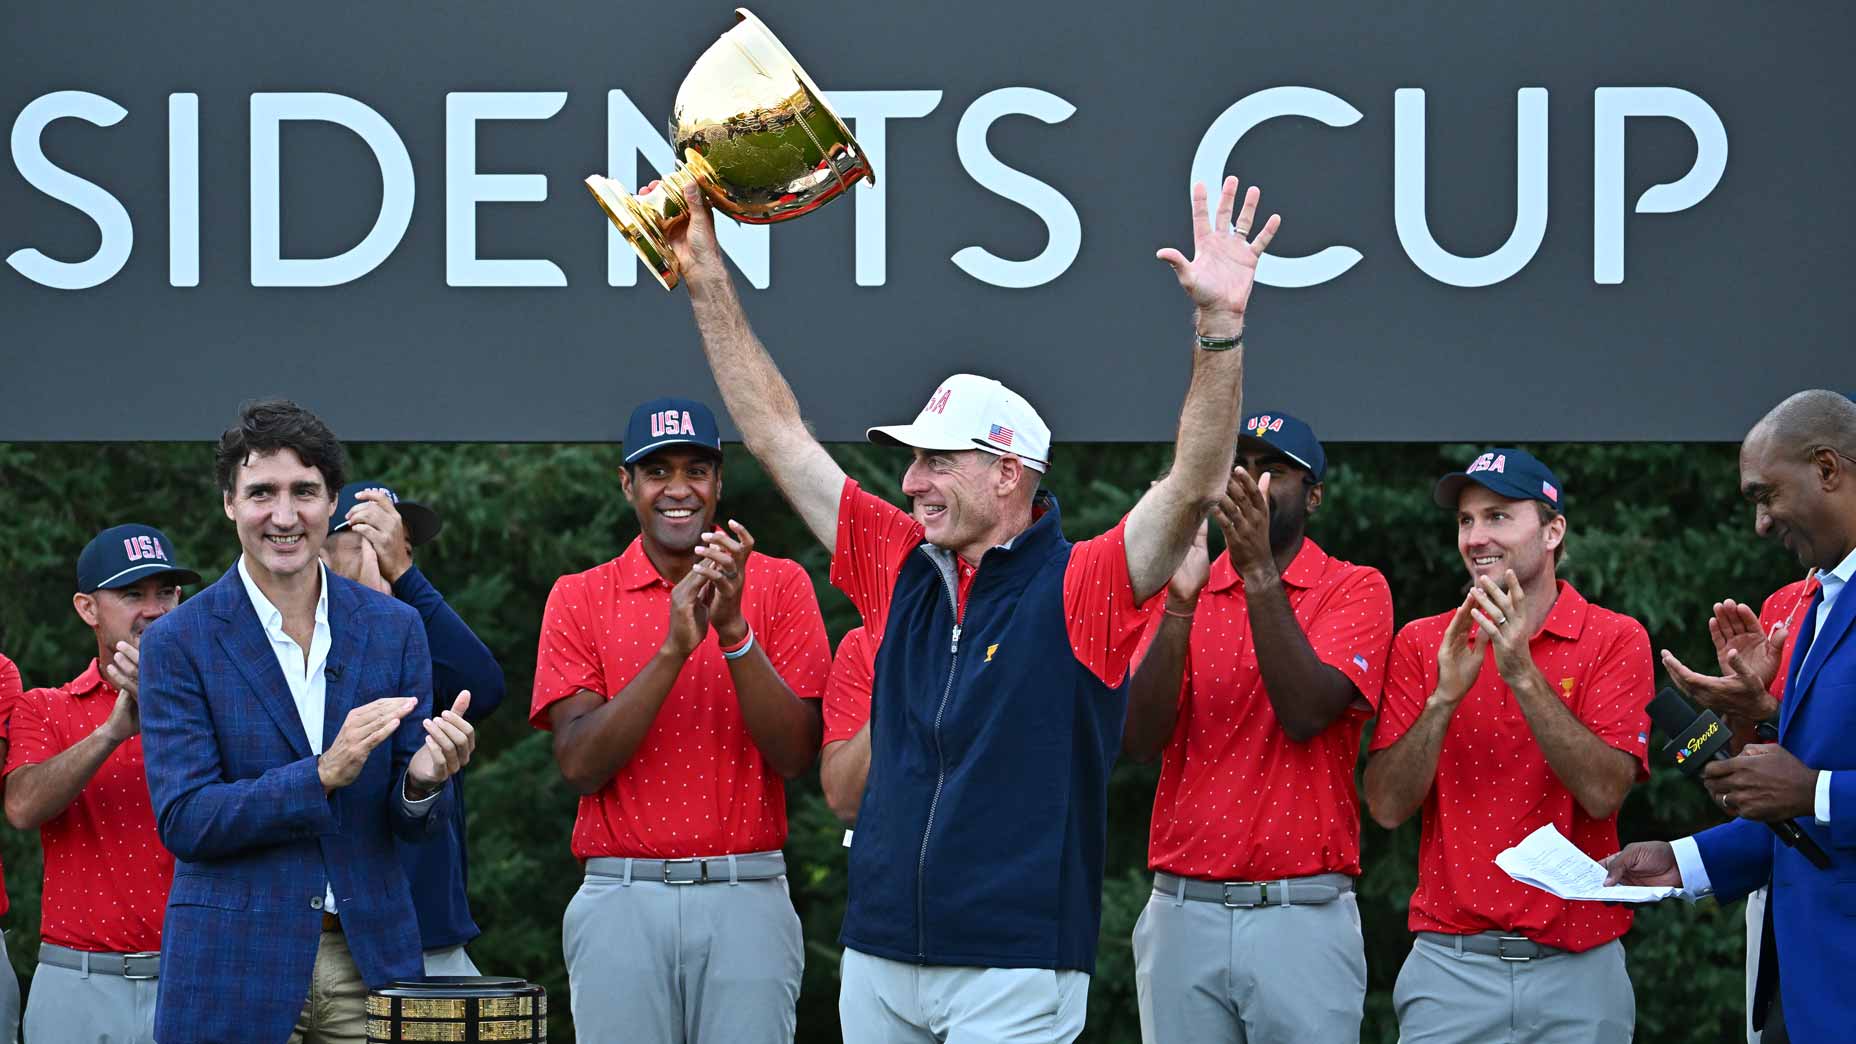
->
<box><xmin>584</xmin><ymin>167</ymin><xmax>703</xmax><ymax>291</ymax></box>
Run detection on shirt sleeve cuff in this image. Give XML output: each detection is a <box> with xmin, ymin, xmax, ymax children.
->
<box><xmin>1671</xmin><ymin>836</ymin><xmax>1713</xmax><ymax>900</ymax></box>
<box><xmin>1817</xmin><ymin>770</ymin><xmax>1833</xmax><ymax>824</ymax></box>
<box><xmin>401</xmin><ymin>779</ymin><xmax>442</xmax><ymax>816</ymax></box>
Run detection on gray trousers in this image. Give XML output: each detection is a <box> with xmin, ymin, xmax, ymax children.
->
<box><xmin>838</xmin><ymin>948</ymin><xmax>1089</xmax><ymax>1044</ymax></box>
<box><xmin>1132</xmin><ymin>876</ymin><xmax>1366</xmax><ymax>1044</ymax></box>
<box><xmin>1393</xmin><ymin>934</ymin><xmax>1634</xmax><ymax>1044</ymax></box>
<box><xmin>421</xmin><ymin>945</ymin><xmax>481</xmax><ymax>977</ymax></box>
<box><xmin>0</xmin><ymin>932</ymin><xmax>17</xmax><ymax>1044</ymax></box>
<box><xmin>562</xmin><ymin>857</ymin><xmax>802</xmax><ymax>1044</ymax></box>
<box><xmin>24</xmin><ymin>951</ymin><xmax>158</xmax><ymax>1044</ymax></box>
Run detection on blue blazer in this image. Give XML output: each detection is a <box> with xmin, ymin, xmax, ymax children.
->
<box><xmin>1694</xmin><ymin>581</ymin><xmax>1856</xmax><ymax>1044</ymax></box>
<box><xmin>140</xmin><ymin>568</ymin><xmax>451</xmax><ymax>1044</ymax></box>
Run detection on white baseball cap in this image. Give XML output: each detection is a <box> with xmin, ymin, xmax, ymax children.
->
<box><xmin>866</xmin><ymin>374</ymin><xmax>1052</xmax><ymax>472</ymax></box>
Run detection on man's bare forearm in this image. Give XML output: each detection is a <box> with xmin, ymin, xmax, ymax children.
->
<box><xmin>1125</xmin><ymin>331</ymin><xmax>1244</xmax><ymax>600</ymax></box>
<box><xmin>1507</xmin><ymin>665</ymin><xmax>1636</xmax><ymax>818</ymax></box>
<box><xmin>549</xmin><ymin>653</ymin><xmax>684</xmax><ymax>794</ymax></box>
<box><xmin>725</xmin><ymin>645</ymin><xmax>823</xmax><ymax>779</ymax></box>
<box><xmin>1124</xmin><ymin>614</ymin><xmax>1191</xmax><ymax>760</ymax></box>
<box><xmin>683</xmin><ymin>264</ymin><xmax>845</xmax><ymax>547</ymax></box>
<box><xmin>820</xmin><ymin>726</ymin><xmax>872</xmax><ymax>825</ymax></box>
<box><xmin>1245</xmin><ymin>578</ymin><xmax>1361</xmax><ymax>742</ymax></box>
<box><xmin>5</xmin><ymin>726</ymin><xmax>125</xmax><ymax>830</ymax></box>
<box><xmin>1364</xmin><ymin>695</ymin><xmax>1457</xmax><ymax>829</ymax></box>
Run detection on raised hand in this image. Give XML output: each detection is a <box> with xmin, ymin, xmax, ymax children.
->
<box><xmin>1156</xmin><ymin>176</ymin><xmax>1281</xmax><ymax>332</ymax></box>
<box><xmin>1470</xmin><ymin>571</ymin><xmax>1533</xmax><ymax>682</ymax></box>
<box><xmin>664</xmin><ymin>566</ymin><xmax>715</xmax><ymax>660</ymax></box>
<box><xmin>1213</xmin><ymin>469</ymin><xmax>1275</xmax><ymax>580</ymax></box>
<box><xmin>695</xmin><ymin>520</ymin><xmax>754</xmax><ymax>646</ymax></box>
<box><xmin>101</xmin><ymin>640</ymin><xmax>142</xmax><ymax>742</ymax></box>
<box><xmin>319</xmin><ymin>696</ymin><xmax>417</xmax><ymax>792</ymax></box>
<box><xmin>348</xmin><ymin>489</ymin><xmax>413</xmax><ymax>583</ymax></box>
<box><xmin>408</xmin><ymin>691</ymin><xmax>478</xmax><ymax>795</ymax></box>
<box><xmin>1660</xmin><ymin>598</ymin><xmax>1784</xmax><ymax>722</ymax></box>
<box><xmin>671</xmin><ymin>181</ymin><xmax>728</xmax><ymax>289</ymax></box>
<box><xmin>1434</xmin><ymin>594</ymin><xmax>1491</xmax><ymax>709</ymax></box>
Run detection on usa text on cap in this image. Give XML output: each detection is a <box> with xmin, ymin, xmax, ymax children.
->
<box><xmin>866</xmin><ymin>374</ymin><xmax>1052</xmax><ymax>473</ymax></box>
<box><xmin>624</xmin><ymin>398</ymin><xmax>724</xmax><ymax>465</ymax></box>
<box><xmin>78</xmin><ymin>523</ymin><xmax>202</xmax><ymax>594</ymax></box>
<box><xmin>330</xmin><ymin>482</ymin><xmax>443</xmax><ymax>546</ymax></box>
<box><xmin>1238</xmin><ymin>410</ymin><xmax>1325</xmax><ymax>481</ymax></box>
<box><xmin>1433</xmin><ymin>447</ymin><xmax>1563</xmax><ymax>513</ymax></box>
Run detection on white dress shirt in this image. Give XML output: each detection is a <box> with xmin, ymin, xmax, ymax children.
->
<box><xmin>237</xmin><ymin>557</ymin><xmax>437</xmax><ymax>914</ymax></box>
<box><xmin>1673</xmin><ymin>544</ymin><xmax>1856</xmax><ymax>896</ymax></box>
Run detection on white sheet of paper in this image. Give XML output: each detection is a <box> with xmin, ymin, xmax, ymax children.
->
<box><xmin>1495</xmin><ymin>824</ymin><xmax>1680</xmax><ymax>904</ymax></box>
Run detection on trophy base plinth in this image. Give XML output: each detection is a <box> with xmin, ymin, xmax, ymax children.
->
<box><xmin>586</xmin><ymin>175</ymin><xmax>681</xmax><ymax>290</ymax></box>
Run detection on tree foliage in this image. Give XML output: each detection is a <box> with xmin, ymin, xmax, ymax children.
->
<box><xmin>0</xmin><ymin>439</ymin><xmax>1794</xmax><ymax>1042</ymax></box>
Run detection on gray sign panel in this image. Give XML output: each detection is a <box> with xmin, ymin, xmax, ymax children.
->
<box><xmin>3</xmin><ymin>1</ymin><xmax>1850</xmax><ymax>442</ymax></box>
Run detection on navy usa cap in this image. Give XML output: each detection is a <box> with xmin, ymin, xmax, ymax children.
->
<box><xmin>1433</xmin><ymin>447</ymin><xmax>1564</xmax><ymax>513</ymax></box>
<box><xmin>624</xmin><ymin>398</ymin><xmax>723</xmax><ymax>465</ymax></box>
<box><xmin>78</xmin><ymin>524</ymin><xmax>201</xmax><ymax>594</ymax></box>
<box><xmin>329</xmin><ymin>482</ymin><xmax>442</xmax><ymax>546</ymax></box>
<box><xmin>1238</xmin><ymin>410</ymin><xmax>1326</xmax><ymax>481</ymax></box>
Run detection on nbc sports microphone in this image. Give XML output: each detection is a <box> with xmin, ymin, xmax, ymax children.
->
<box><xmin>1647</xmin><ymin>688</ymin><xmax>1831</xmax><ymax>870</ymax></box>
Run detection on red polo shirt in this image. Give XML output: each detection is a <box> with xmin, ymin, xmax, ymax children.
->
<box><xmin>1371</xmin><ymin>581</ymin><xmax>1652</xmax><ymax>952</ymax></box>
<box><xmin>1144</xmin><ymin>539</ymin><xmax>1394</xmax><ymax>880</ymax></box>
<box><xmin>531</xmin><ymin>537</ymin><xmax>832</xmax><ymax>859</ymax></box>
<box><xmin>828</xmin><ymin>478</ymin><xmax>1151</xmax><ymax>688</ymax></box>
<box><xmin>6</xmin><ymin>660</ymin><xmax>173</xmax><ymax>953</ymax></box>
<box><xmin>1761</xmin><ymin>576</ymin><xmax>1819</xmax><ymax>700</ymax></box>
<box><xmin>823</xmin><ymin>626</ymin><xmax>877</xmax><ymax>745</ymax></box>
<box><xmin>0</xmin><ymin>653</ymin><xmax>17</xmax><ymax>918</ymax></box>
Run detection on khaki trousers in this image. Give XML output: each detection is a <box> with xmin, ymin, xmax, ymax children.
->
<box><xmin>287</xmin><ymin>931</ymin><xmax>368</xmax><ymax>1044</ymax></box>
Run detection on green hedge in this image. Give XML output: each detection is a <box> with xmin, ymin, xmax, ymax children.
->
<box><xmin>0</xmin><ymin>440</ymin><xmax>1793</xmax><ymax>1042</ymax></box>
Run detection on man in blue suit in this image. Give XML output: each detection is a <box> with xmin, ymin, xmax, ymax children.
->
<box><xmin>141</xmin><ymin>399</ymin><xmax>479</xmax><ymax>1044</ymax></box>
<box><xmin>1608</xmin><ymin>388</ymin><xmax>1856</xmax><ymax>1043</ymax></box>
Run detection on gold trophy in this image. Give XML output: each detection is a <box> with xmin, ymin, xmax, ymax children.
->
<box><xmin>585</xmin><ymin>8</ymin><xmax>874</xmax><ymax>290</ymax></box>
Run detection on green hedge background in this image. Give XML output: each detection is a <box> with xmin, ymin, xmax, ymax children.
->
<box><xmin>0</xmin><ymin>439</ymin><xmax>1789</xmax><ymax>1042</ymax></box>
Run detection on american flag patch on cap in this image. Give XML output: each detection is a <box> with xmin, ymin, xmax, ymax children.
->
<box><xmin>989</xmin><ymin>423</ymin><xmax>1014</xmax><ymax>446</ymax></box>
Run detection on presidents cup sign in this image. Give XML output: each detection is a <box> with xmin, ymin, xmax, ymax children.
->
<box><xmin>2</xmin><ymin>1</ymin><xmax>1850</xmax><ymax>442</ymax></box>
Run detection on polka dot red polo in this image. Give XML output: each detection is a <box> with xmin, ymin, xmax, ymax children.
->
<box><xmin>828</xmin><ymin>478</ymin><xmax>1150</xmax><ymax>688</ymax></box>
<box><xmin>1370</xmin><ymin>581</ymin><xmax>1653</xmax><ymax>953</ymax></box>
<box><xmin>823</xmin><ymin>626</ymin><xmax>877</xmax><ymax>745</ymax></box>
<box><xmin>5</xmin><ymin>660</ymin><xmax>174</xmax><ymax>953</ymax></box>
<box><xmin>1144</xmin><ymin>539</ymin><xmax>1395</xmax><ymax>880</ymax></box>
<box><xmin>530</xmin><ymin>537</ymin><xmax>832</xmax><ymax>860</ymax></box>
<box><xmin>1761</xmin><ymin>575</ymin><xmax>1818</xmax><ymax>701</ymax></box>
<box><xmin>0</xmin><ymin>653</ymin><xmax>18</xmax><ymax>918</ymax></box>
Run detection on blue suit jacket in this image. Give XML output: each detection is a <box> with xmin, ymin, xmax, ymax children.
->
<box><xmin>1694</xmin><ymin>580</ymin><xmax>1856</xmax><ymax>1044</ymax></box>
<box><xmin>140</xmin><ymin>568</ymin><xmax>451</xmax><ymax>1044</ymax></box>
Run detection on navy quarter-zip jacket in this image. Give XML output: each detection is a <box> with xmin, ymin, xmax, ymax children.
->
<box><xmin>840</xmin><ymin>491</ymin><xmax>1128</xmax><ymax>972</ymax></box>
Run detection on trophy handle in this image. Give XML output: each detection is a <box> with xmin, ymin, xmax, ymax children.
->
<box><xmin>585</xmin><ymin>170</ymin><xmax>701</xmax><ymax>291</ymax></box>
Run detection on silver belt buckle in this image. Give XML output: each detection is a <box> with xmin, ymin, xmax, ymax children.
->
<box><xmin>1496</xmin><ymin>935</ymin><xmax>1534</xmax><ymax>962</ymax></box>
<box><xmin>122</xmin><ymin>952</ymin><xmax>161</xmax><ymax>980</ymax></box>
<box><xmin>663</xmin><ymin>859</ymin><xmax>707</xmax><ymax>884</ymax></box>
<box><xmin>1221</xmin><ymin>882</ymin><xmax>1265</xmax><ymax>908</ymax></box>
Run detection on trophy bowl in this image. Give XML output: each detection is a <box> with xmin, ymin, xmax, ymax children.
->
<box><xmin>586</xmin><ymin>8</ymin><xmax>875</xmax><ymax>290</ymax></box>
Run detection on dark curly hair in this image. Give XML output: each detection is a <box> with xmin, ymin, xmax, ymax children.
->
<box><xmin>214</xmin><ymin>398</ymin><xmax>347</xmax><ymax>497</ymax></box>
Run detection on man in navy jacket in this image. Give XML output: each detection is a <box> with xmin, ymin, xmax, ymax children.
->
<box><xmin>1608</xmin><ymin>389</ymin><xmax>1856</xmax><ymax>1044</ymax></box>
<box><xmin>662</xmin><ymin>175</ymin><xmax>1279</xmax><ymax>1040</ymax></box>
<box><xmin>141</xmin><ymin>399</ymin><xmax>478</xmax><ymax>1043</ymax></box>
<box><xmin>321</xmin><ymin>480</ymin><xmax>506</xmax><ymax>974</ymax></box>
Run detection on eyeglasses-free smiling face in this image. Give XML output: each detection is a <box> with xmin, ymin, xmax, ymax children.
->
<box><xmin>1456</xmin><ymin>484</ymin><xmax>1562</xmax><ymax>587</ymax></box>
<box><xmin>224</xmin><ymin>449</ymin><xmax>336</xmax><ymax>584</ymax></box>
